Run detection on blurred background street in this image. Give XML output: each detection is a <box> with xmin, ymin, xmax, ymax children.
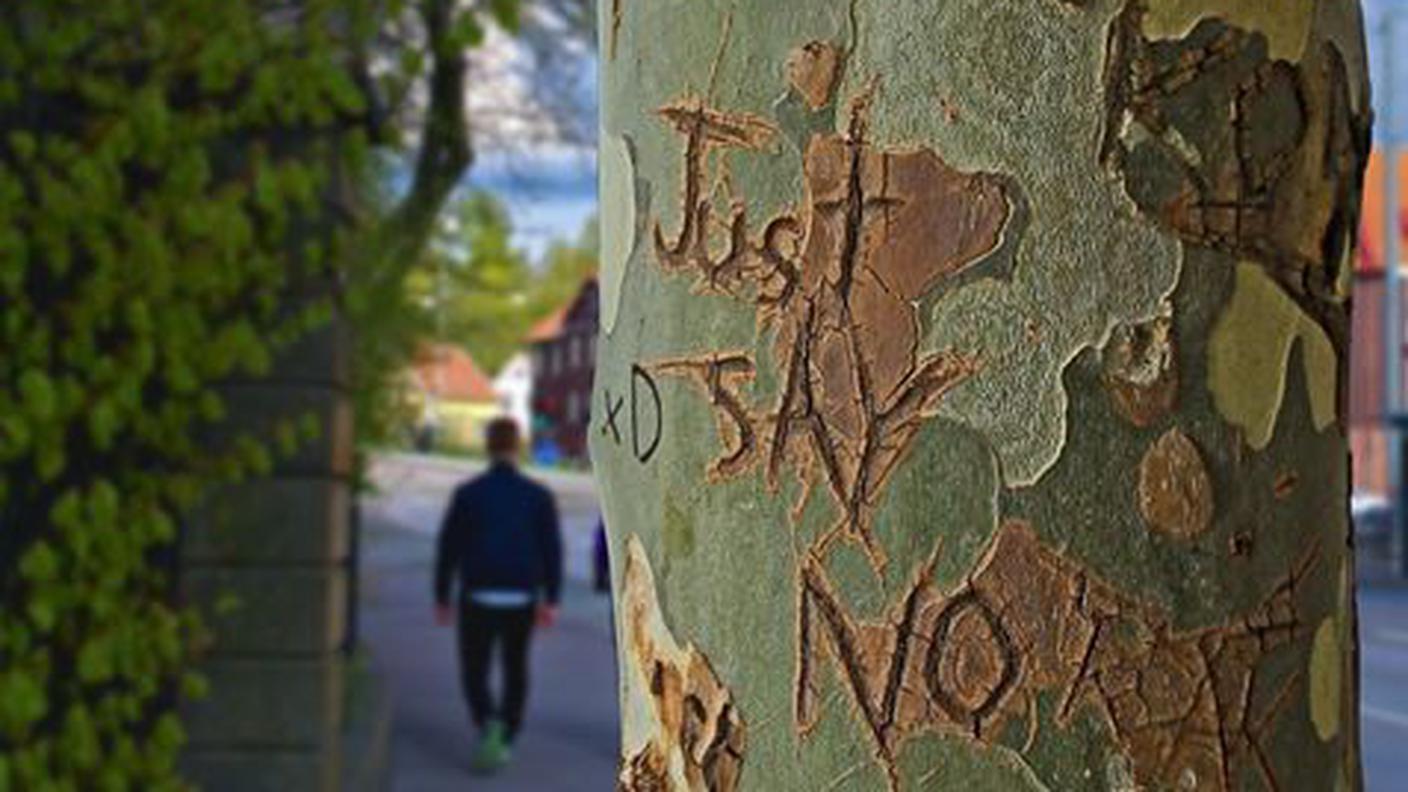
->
<box><xmin>360</xmin><ymin>455</ymin><xmax>616</xmax><ymax>790</ymax></box>
<box><xmin>361</xmin><ymin>454</ymin><xmax>1408</xmax><ymax>790</ymax></box>
<box><xmin>1358</xmin><ymin>586</ymin><xmax>1408</xmax><ymax>789</ymax></box>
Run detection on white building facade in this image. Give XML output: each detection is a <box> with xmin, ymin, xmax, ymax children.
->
<box><xmin>493</xmin><ymin>351</ymin><xmax>535</xmax><ymax>442</ymax></box>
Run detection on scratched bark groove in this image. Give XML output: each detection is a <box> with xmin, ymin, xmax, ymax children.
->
<box><xmin>594</xmin><ymin>1</ymin><xmax>1368</xmax><ymax>790</ymax></box>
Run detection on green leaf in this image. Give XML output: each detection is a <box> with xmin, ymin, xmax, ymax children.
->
<box><xmin>150</xmin><ymin>713</ymin><xmax>185</xmax><ymax>753</ymax></box>
<box><xmin>76</xmin><ymin>637</ymin><xmax>112</xmax><ymax>684</ymax></box>
<box><xmin>0</xmin><ymin>415</ymin><xmax>31</xmax><ymax>458</ymax></box>
<box><xmin>26</xmin><ymin>596</ymin><xmax>55</xmax><ymax>634</ymax></box>
<box><xmin>214</xmin><ymin>593</ymin><xmax>242</xmax><ymax>616</ymax></box>
<box><xmin>87</xmin><ymin>398</ymin><xmax>118</xmax><ymax>450</ymax></box>
<box><xmin>18</xmin><ymin>370</ymin><xmax>55</xmax><ymax>421</ymax></box>
<box><xmin>18</xmin><ymin>542</ymin><xmax>58</xmax><ymax>585</ymax></box>
<box><xmin>88</xmin><ymin>480</ymin><xmax>119</xmax><ymax>525</ymax></box>
<box><xmin>7</xmin><ymin>131</ymin><xmax>35</xmax><ymax>159</ymax></box>
<box><xmin>35</xmin><ymin>437</ymin><xmax>65</xmax><ymax>482</ymax></box>
<box><xmin>49</xmin><ymin>490</ymin><xmax>81</xmax><ymax>530</ymax></box>
<box><xmin>488</xmin><ymin>0</ymin><xmax>521</xmax><ymax>32</ymax></box>
<box><xmin>0</xmin><ymin>671</ymin><xmax>47</xmax><ymax>735</ymax></box>
<box><xmin>60</xmin><ymin>705</ymin><xmax>98</xmax><ymax>770</ymax></box>
<box><xmin>450</xmin><ymin>14</ymin><xmax>485</xmax><ymax>49</ymax></box>
<box><xmin>181</xmin><ymin>672</ymin><xmax>209</xmax><ymax>701</ymax></box>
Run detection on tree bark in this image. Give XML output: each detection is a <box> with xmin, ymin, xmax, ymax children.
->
<box><xmin>592</xmin><ymin>2</ymin><xmax>1370</xmax><ymax>790</ymax></box>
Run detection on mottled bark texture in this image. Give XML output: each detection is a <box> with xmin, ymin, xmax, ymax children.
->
<box><xmin>592</xmin><ymin>2</ymin><xmax>1369</xmax><ymax>790</ymax></box>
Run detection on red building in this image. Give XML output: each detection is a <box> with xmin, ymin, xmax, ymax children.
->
<box><xmin>528</xmin><ymin>278</ymin><xmax>598</xmax><ymax>461</ymax></box>
<box><xmin>1350</xmin><ymin>150</ymin><xmax>1408</xmax><ymax>496</ymax></box>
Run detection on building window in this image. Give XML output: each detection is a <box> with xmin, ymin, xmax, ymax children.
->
<box><xmin>566</xmin><ymin>390</ymin><xmax>580</xmax><ymax>424</ymax></box>
<box><xmin>569</xmin><ymin>336</ymin><xmax>581</xmax><ymax>369</ymax></box>
<box><xmin>551</xmin><ymin>344</ymin><xmax>561</xmax><ymax>375</ymax></box>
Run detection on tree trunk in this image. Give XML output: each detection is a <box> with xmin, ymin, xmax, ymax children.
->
<box><xmin>592</xmin><ymin>2</ymin><xmax>1370</xmax><ymax>790</ymax></box>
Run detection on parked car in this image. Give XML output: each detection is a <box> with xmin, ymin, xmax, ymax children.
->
<box><xmin>1352</xmin><ymin>493</ymin><xmax>1394</xmax><ymax>559</ymax></box>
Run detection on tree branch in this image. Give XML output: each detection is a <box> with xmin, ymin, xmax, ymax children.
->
<box><xmin>381</xmin><ymin>0</ymin><xmax>473</xmax><ymax>261</ymax></box>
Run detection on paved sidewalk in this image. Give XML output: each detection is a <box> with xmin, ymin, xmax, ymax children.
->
<box><xmin>360</xmin><ymin>456</ymin><xmax>618</xmax><ymax>791</ymax></box>
<box><xmin>1360</xmin><ymin>584</ymin><xmax>1408</xmax><ymax>790</ymax></box>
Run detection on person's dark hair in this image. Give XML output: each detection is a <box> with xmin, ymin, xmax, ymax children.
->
<box><xmin>485</xmin><ymin>417</ymin><xmax>521</xmax><ymax>459</ymax></box>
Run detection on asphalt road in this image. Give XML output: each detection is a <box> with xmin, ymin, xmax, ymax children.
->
<box><xmin>359</xmin><ymin>453</ymin><xmax>1408</xmax><ymax>790</ymax></box>
<box><xmin>1360</xmin><ymin>585</ymin><xmax>1408</xmax><ymax>790</ymax></box>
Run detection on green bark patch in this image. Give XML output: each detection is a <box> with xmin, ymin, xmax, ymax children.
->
<box><xmin>1207</xmin><ymin>262</ymin><xmax>1337</xmax><ymax>450</ymax></box>
<box><xmin>1308</xmin><ymin>616</ymin><xmax>1342</xmax><ymax>742</ymax></box>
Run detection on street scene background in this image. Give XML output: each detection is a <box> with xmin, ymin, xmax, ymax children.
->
<box><xmin>355</xmin><ymin>451</ymin><xmax>1408</xmax><ymax>791</ymax></box>
<box><xmin>362</xmin><ymin>3</ymin><xmax>1408</xmax><ymax>787</ymax></box>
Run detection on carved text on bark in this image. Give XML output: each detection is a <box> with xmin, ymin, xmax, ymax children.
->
<box><xmin>651</xmin><ymin>95</ymin><xmax>1007</xmax><ymax>569</ymax></box>
<box><xmin>796</xmin><ymin>520</ymin><xmax>1317</xmax><ymax>790</ymax></box>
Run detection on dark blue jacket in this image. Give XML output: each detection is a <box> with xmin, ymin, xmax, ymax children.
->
<box><xmin>434</xmin><ymin>463</ymin><xmax>563</xmax><ymax>606</ymax></box>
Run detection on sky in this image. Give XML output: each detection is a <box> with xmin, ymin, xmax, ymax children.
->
<box><xmin>464</xmin><ymin>146</ymin><xmax>597</xmax><ymax>261</ymax></box>
<box><xmin>1363</xmin><ymin>0</ymin><xmax>1408</xmax><ymax>141</ymax></box>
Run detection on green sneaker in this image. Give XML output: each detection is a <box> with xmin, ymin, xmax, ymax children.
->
<box><xmin>472</xmin><ymin>720</ymin><xmax>511</xmax><ymax>773</ymax></box>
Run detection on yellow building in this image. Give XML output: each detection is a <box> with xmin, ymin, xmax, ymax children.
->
<box><xmin>406</xmin><ymin>343</ymin><xmax>502</xmax><ymax>451</ymax></box>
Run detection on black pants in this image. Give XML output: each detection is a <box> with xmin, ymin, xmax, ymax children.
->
<box><xmin>457</xmin><ymin>602</ymin><xmax>536</xmax><ymax>741</ymax></box>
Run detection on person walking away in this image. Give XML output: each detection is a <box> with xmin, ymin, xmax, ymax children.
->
<box><xmin>433</xmin><ymin>417</ymin><xmax>562</xmax><ymax>773</ymax></box>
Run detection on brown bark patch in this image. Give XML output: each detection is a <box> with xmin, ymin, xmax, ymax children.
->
<box><xmin>621</xmin><ymin>537</ymin><xmax>746</xmax><ymax>791</ymax></box>
<box><xmin>786</xmin><ymin>41</ymin><xmax>844</xmax><ymax>111</ymax></box>
<box><xmin>619</xmin><ymin>743</ymin><xmax>669</xmax><ymax>792</ymax></box>
<box><xmin>609</xmin><ymin>0</ymin><xmax>624</xmax><ymax>60</ymax></box>
<box><xmin>795</xmin><ymin>521</ymin><xmax>1318</xmax><ymax>790</ymax></box>
<box><xmin>1138</xmin><ymin>427</ymin><xmax>1215</xmax><ymax>540</ymax></box>
<box><xmin>1102</xmin><ymin>306</ymin><xmax>1178</xmax><ymax>427</ymax></box>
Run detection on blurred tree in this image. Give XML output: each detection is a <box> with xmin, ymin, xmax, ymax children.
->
<box><xmin>348</xmin><ymin>0</ymin><xmax>598</xmax><ymax>446</ymax></box>
<box><xmin>410</xmin><ymin>191</ymin><xmax>534</xmax><ymax>375</ymax></box>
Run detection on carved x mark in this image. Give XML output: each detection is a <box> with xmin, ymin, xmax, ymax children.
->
<box><xmin>602</xmin><ymin>389</ymin><xmax>626</xmax><ymax>444</ymax></box>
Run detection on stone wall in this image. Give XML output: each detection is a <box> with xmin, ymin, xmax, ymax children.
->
<box><xmin>180</xmin><ymin>320</ymin><xmax>388</xmax><ymax>791</ymax></box>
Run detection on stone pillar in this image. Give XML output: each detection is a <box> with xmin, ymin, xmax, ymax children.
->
<box><xmin>179</xmin><ymin>319</ymin><xmax>376</xmax><ymax>791</ymax></box>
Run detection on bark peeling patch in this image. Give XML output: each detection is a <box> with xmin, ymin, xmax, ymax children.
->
<box><xmin>601</xmin><ymin>134</ymin><xmax>638</xmax><ymax>336</ymax></box>
<box><xmin>1308</xmin><ymin>616</ymin><xmax>1341</xmax><ymax>742</ymax></box>
<box><xmin>1141</xmin><ymin>0</ymin><xmax>1313</xmax><ymax>62</ymax></box>
<box><xmin>1103</xmin><ymin>8</ymin><xmax>1368</xmax><ymax>364</ymax></box>
<box><xmin>619</xmin><ymin>536</ymin><xmax>746</xmax><ymax>792</ymax></box>
<box><xmin>609</xmin><ymin>0</ymin><xmax>624</xmax><ymax>60</ymax></box>
<box><xmin>1137</xmin><ymin>427</ymin><xmax>1214</xmax><ymax>540</ymax></box>
<box><xmin>795</xmin><ymin>520</ymin><xmax>1318</xmax><ymax>790</ymax></box>
<box><xmin>1207</xmin><ymin>262</ymin><xmax>1336</xmax><ymax>449</ymax></box>
<box><xmin>786</xmin><ymin>41</ymin><xmax>844</xmax><ymax>111</ymax></box>
<box><xmin>1101</xmin><ymin>302</ymin><xmax>1177</xmax><ymax>427</ymax></box>
<box><xmin>649</xmin><ymin>91</ymin><xmax>1003</xmax><ymax>570</ymax></box>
